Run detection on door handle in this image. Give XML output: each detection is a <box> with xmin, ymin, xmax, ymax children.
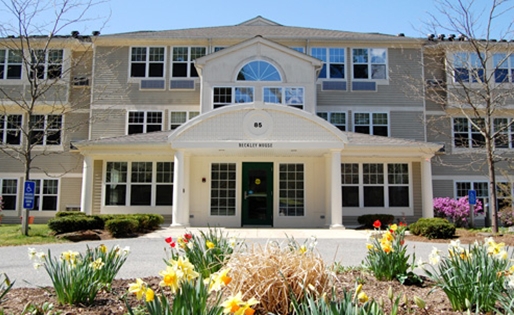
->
<box><xmin>244</xmin><ymin>191</ymin><xmax>248</xmax><ymax>200</ymax></box>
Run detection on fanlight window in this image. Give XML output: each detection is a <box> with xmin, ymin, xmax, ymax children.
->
<box><xmin>237</xmin><ymin>61</ymin><xmax>281</xmax><ymax>81</ymax></box>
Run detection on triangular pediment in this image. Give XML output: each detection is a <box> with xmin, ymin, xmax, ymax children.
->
<box><xmin>237</xmin><ymin>16</ymin><xmax>282</xmax><ymax>26</ymax></box>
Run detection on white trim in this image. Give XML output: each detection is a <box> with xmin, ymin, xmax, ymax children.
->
<box><xmin>127</xmin><ymin>46</ymin><xmax>167</xmax><ymax>82</ymax></box>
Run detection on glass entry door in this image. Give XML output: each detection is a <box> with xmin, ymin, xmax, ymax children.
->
<box><xmin>242</xmin><ymin>162</ymin><xmax>273</xmax><ymax>226</ymax></box>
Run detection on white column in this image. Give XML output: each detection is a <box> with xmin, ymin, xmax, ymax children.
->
<box><xmin>80</xmin><ymin>156</ymin><xmax>93</xmax><ymax>215</ymax></box>
<box><xmin>330</xmin><ymin>149</ymin><xmax>344</xmax><ymax>229</ymax></box>
<box><xmin>171</xmin><ymin>150</ymin><xmax>190</xmax><ymax>227</ymax></box>
<box><xmin>421</xmin><ymin>157</ymin><xmax>434</xmax><ymax>218</ymax></box>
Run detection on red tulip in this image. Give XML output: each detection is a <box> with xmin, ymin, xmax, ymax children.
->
<box><xmin>373</xmin><ymin>220</ymin><xmax>381</xmax><ymax>229</ymax></box>
<box><xmin>165</xmin><ymin>237</ymin><xmax>172</xmax><ymax>244</ymax></box>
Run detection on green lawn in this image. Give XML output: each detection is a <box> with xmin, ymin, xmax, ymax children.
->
<box><xmin>0</xmin><ymin>224</ymin><xmax>69</xmax><ymax>247</ymax></box>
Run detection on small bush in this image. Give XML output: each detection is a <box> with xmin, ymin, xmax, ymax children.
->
<box><xmin>499</xmin><ymin>207</ymin><xmax>514</xmax><ymax>227</ymax></box>
<box><xmin>105</xmin><ymin>218</ymin><xmax>139</xmax><ymax>238</ymax></box>
<box><xmin>133</xmin><ymin>214</ymin><xmax>164</xmax><ymax>231</ymax></box>
<box><xmin>358</xmin><ymin>214</ymin><xmax>394</xmax><ymax>229</ymax></box>
<box><xmin>55</xmin><ymin>211</ymin><xmax>86</xmax><ymax>218</ymax></box>
<box><xmin>409</xmin><ymin>218</ymin><xmax>455</xmax><ymax>239</ymax></box>
<box><xmin>48</xmin><ymin>216</ymin><xmax>104</xmax><ymax>234</ymax></box>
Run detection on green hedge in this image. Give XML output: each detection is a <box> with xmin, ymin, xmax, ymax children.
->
<box><xmin>357</xmin><ymin>214</ymin><xmax>395</xmax><ymax>229</ymax></box>
<box><xmin>409</xmin><ymin>218</ymin><xmax>456</xmax><ymax>239</ymax></box>
<box><xmin>105</xmin><ymin>218</ymin><xmax>139</xmax><ymax>238</ymax></box>
<box><xmin>48</xmin><ymin>213</ymin><xmax>164</xmax><ymax>236</ymax></box>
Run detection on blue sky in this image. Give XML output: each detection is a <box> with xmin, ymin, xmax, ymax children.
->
<box><xmin>0</xmin><ymin>0</ymin><xmax>512</xmax><ymax>39</ymax></box>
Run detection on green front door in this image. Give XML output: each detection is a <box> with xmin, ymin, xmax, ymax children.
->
<box><xmin>242</xmin><ymin>162</ymin><xmax>273</xmax><ymax>226</ymax></box>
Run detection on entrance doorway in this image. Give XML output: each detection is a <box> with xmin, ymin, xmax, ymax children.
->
<box><xmin>242</xmin><ymin>162</ymin><xmax>273</xmax><ymax>226</ymax></box>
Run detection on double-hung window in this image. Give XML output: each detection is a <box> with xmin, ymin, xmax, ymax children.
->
<box><xmin>0</xmin><ymin>179</ymin><xmax>17</xmax><ymax>210</ymax></box>
<box><xmin>493</xmin><ymin>118</ymin><xmax>514</xmax><ymax>148</ymax></box>
<box><xmin>172</xmin><ymin>47</ymin><xmax>206</xmax><ymax>78</ymax></box>
<box><xmin>33</xmin><ymin>179</ymin><xmax>58</xmax><ymax>211</ymax></box>
<box><xmin>493</xmin><ymin>53</ymin><xmax>514</xmax><ymax>83</ymax></box>
<box><xmin>317</xmin><ymin>112</ymin><xmax>346</xmax><ymax>131</ymax></box>
<box><xmin>0</xmin><ymin>49</ymin><xmax>22</xmax><ymax>79</ymax></box>
<box><xmin>0</xmin><ymin>114</ymin><xmax>22</xmax><ymax>145</ymax></box>
<box><xmin>453</xmin><ymin>117</ymin><xmax>485</xmax><ymax>148</ymax></box>
<box><xmin>353</xmin><ymin>113</ymin><xmax>388</xmax><ymax>136</ymax></box>
<box><xmin>310</xmin><ymin>47</ymin><xmax>345</xmax><ymax>79</ymax></box>
<box><xmin>263</xmin><ymin>87</ymin><xmax>304</xmax><ymax>109</ymax></box>
<box><xmin>455</xmin><ymin>181</ymin><xmax>488</xmax><ymax>210</ymax></box>
<box><xmin>213</xmin><ymin>87</ymin><xmax>254</xmax><ymax>109</ymax></box>
<box><xmin>169</xmin><ymin>111</ymin><xmax>199</xmax><ymax>130</ymax></box>
<box><xmin>452</xmin><ymin>52</ymin><xmax>484</xmax><ymax>83</ymax></box>
<box><xmin>105</xmin><ymin>161</ymin><xmax>173</xmax><ymax>206</ymax></box>
<box><xmin>29</xmin><ymin>115</ymin><xmax>62</xmax><ymax>145</ymax></box>
<box><xmin>341</xmin><ymin>163</ymin><xmax>410</xmax><ymax>208</ymax></box>
<box><xmin>127</xmin><ymin>111</ymin><xmax>163</xmax><ymax>134</ymax></box>
<box><xmin>352</xmin><ymin>48</ymin><xmax>387</xmax><ymax>80</ymax></box>
<box><xmin>30</xmin><ymin>49</ymin><xmax>63</xmax><ymax>80</ymax></box>
<box><xmin>130</xmin><ymin>47</ymin><xmax>165</xmax><ymax>78</ymax></box>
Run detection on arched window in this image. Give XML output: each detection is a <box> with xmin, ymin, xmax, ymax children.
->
<box><xmin>237</xmin><ymin>61</ymin><xmax>281</xmax><ymax>81</ymax></box>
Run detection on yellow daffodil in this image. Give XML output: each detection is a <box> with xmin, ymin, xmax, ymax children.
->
<box><xmin>221</xmin><ymin>292</ymin><xmax>244</xmax><ymax>314</ymax></box>
<box><xmin>90</xmin><ymin>258</ymin><xmax>105</xmax><ymax>270</ymax></box>
<box><xmin>60</xmin><ymin>250</ymin><xmax>80</xmax><ymax>264</ymax></box>
<box><xmin>159</xmin><ymin>266</ymin><xmax>182</xmax><ymax>293</ymax></box>
<box><xmin>98</xmin><ymin>244</ymin><xmax>107</xmax><ymax>254</ymax></box>
<box><xmin>170</xmin><ymin>256</ymin><xmax>199</xmax><ymax>281</ymax></box>
<box><xmin>366</xmin><ymin>243</ymin><xmax>374</xmax><ymax>251</ymax></box>
<box><xmin>208</xmin><ymin>268</ymin><xmax>232</xmax><ymax>292</ymax></box>
<box><xmin>358</xmin><ymin>292</ymin><xmax>369</xmax><ymax>303</ymax></box>
<box><xmin>389</xmin><ymin>224</ymin><xmax>398</xmax><ymax>233</ymax></box>
<box><xmin>298</xmin><ymin>245</ymin><xmax>307</xmax><ymax>254</ymax></box>
<box><xmin>206</xmin><ymin>241</ymin><xmax>215</xmax><ymax>249</ymax></box>
<box><xmin>380</xmin><ymin>240</ymin><xmax>393</xmax><ymax>254</ymax></box>
<box><xmin>128</xmin><ymin>278</ymin><xmax>147</xmax><ymax>300</ymax></box>
<box><xmin>234</xmin><ymin>297</ymin><xmax>259</xmax><ymax>315</ymax></box>
<box><xmin>145</xmin><ymin>287</ymin><xmax>155</xmax><ymax>302</ymax></box>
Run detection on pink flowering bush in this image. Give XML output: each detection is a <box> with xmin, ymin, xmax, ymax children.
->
<box><xmin>433</xmin><ymin>196</ymin><xmax>482</xmax><ymax>227</ymax></box>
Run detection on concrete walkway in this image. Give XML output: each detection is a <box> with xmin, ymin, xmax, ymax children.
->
<box><xmin>0</xmin><ymin>227</ymin><xmax>448</xmax><ymax>288</ymax></box>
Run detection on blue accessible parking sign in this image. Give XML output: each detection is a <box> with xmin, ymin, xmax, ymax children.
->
<box><xmin>23</xmin><ymin>181</ymin><xmax>36</xmax><ymax>210</ymax></box>
<box><xmin>468</xmin><ymin>189</ymin><xmax>477</xmax><ymax>205</ymax></box>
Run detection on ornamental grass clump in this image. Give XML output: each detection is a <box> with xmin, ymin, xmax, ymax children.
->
<box><xmin>28</xmin><ymin>244</ymin><xmax>130</xmax><ymax>305</ymax></box>
<box><xmin>226</xmin><ymin>237</ymin><xmax>333</xmax><ymax>315</ymax></box>
<box><xmin>423</xmin><ymin>238</ymin><xmax>514</xmax><ymax>313</ymax></box>
<box><xmin>164</xmin><ymin>227</ymin><xmax>243</xmax><ymax>278</ymax></box>
<box><xmin>363</xmin><ymin>222</ymin><xmax>418</xmax><ymax>283</ymax></box>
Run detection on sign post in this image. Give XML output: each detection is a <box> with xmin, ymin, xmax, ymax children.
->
<box><xmin>468</xmin><ymin>190</ymin><xmax>476</xmax><ymax>228</ymax></box>
<box><xmin>21</xmin><ymin>181</ymin><xmax>35</xmax><ymax>236</ymax></box>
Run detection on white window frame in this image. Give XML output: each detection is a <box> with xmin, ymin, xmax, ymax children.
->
<box><xmin>127</xmin><ymin>111</ymin><xmax>163</xmax><ymax>135</ymax></box>
<box><xmin>341</xmin><ymin>162</ymin><xmax>412</xmax><ymax>209</ymax></box>
<box><xmin>30</xmin><ymin>49</ymin><xmax>64</xmax><ymax>80</ymax></box>
<box><xmin>213</xmin><ymin>86</ymin><xmax>254</xmax><ymax>109</ymax></box>
<box><xmin>317</xmin><ymin>112</ymin><xmax>346</xmax><ymax>131</ymax></box>
<box><xmin>128</xmin><ymin>46</ymin><xmax>166</xmax><ymax>79</ymax></box>
<box><xmin>104</xmin><ymin>161</ymin><xmax>174</xmax><ymax>207</ymax></box>
<box><xmin>452</xmin><ymin>117</ymin><xmax>485</xmax><ymax>149</ymax></box>
<box><xmin>451</xmin><ymin>52</ymin><xmax>484</xmax><ymax>84</ymax></box>
<box><xmin>310</xmin><ymin>47</ymin><xmax>346</xmax><ymax>79</ymax></box>
<box><xmin>493</xmin><ymin>118</ymin><xmax>514</xmax><ymax>149</ymax></box>
<box><xmin>29</xmin><ymin>114</ymin><xmax>63</xmax><ymax>146</ymax></box>
<box><xmin>351</xmin><ymin>48</ymin><xmax>388</xmax><ymax>80</ymax></box>
<box><xmin>169</xmin><ymin>111</ymin><xmax>199</xmax><ymax>130</ymax></box>
<box><xmin>493</xmin><ymin>53</ymin><xmax>514</xmax><ymax>83</ymax></box>
<box><xmin>171</xmin><ymin>46</ymin><xmax>206</xmax><ymax>78</ymax></box>
<box><xmin>0</xmin><ymin>178</ymin><xmax>18</xmax><ymax>210</ymax></box>
<box><xmin>32</xmin><ymin>178</ymin><xmax>59</xmax><ymax>211</ymax></box>
<box><xmin>0</xmin><ymin>49</ymin><xmax>23</xmax><ymax>80</ymax></box>
<box><xmin>263</xmin><ymin>86</ymin><xmax>304</xmax><ymax>109</ymax></box>
<box><xmin>353</xmin><ymin>112</ymin><xmax>389</xmax><ymax>136</ymax></box>
<box><xmin>210</xmin><ymin>163</ymin><xmax>236</xmax><ymax>216</ymax></box>
<box><xmin>278</xmin><ymin>163</ymin><xmax>305</xmax><ymax>217</ymax></box>
<box><xmin>0</xmin><ymin>114</ymin><xmax>22</xmax><ymax>145</ymax></box>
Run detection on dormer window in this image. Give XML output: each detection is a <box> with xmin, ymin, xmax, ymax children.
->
<box><xmin>237</xmin><ymin>61</ymin><xmax>281</xmax><ymax>81</ymax></box>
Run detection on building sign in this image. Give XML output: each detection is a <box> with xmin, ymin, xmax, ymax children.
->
<box><xmin>238</xmin><ymin>142</ymin><xmax>273</xmax><ymax>148</ymax></box>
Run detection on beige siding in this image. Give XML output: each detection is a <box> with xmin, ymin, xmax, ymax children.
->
<box><xmin>59</xmin><ymin>177</ymin><xmax>82</xmax><ymax>211</ymax></box>
<box><xmin>92</xmin><ymin>47</ymin><xmax>200</xmax><ymax>106</ymax></box>
<box><xmin>390</xmin><ymin>111</ymin><xmax>425</xmax><ymax>141</ymax></box>
<box><xmin>92</xmin><ymin>160</ymin><xmax>103</xmax><ymax>215</ymax></box>
<box><xmin>317</xmin><ymin>48</ymin><xmax>424</xmax><ymax>107</ymax></box>
<box><xmin>90</xmin><ymin>109</ymin><xmax>126</xmax><ymax>139</ymax></box>
<box><xmin>433</xmin><ymin>180</ymin><xmax>455</xmax><ymax>198</ymax></box>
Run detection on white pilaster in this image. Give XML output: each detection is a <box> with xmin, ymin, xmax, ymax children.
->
<box><xmin>171</xmin><ymin>150</ymin><xmax>190</xmax><ymax>227</ymax></box>
<box><xmin>329</xmin><ymin>149</ymin><xmax>344</xmax><ymax>229</ymax></box>
<box><xmin>80</xmin><ymin>156</ymin><xmax>93</xmax><ymax>215</ymax></box>
<box><xmin>421</xmin><ymin>157</ymin><xmax>434</xmax><ymax>218</ymax></box>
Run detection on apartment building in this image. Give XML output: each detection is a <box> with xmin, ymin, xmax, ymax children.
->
<box><xmin>2</xmin><ymin>16</ymin><xmax>508</xmax><ymax>228</ymax></box>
